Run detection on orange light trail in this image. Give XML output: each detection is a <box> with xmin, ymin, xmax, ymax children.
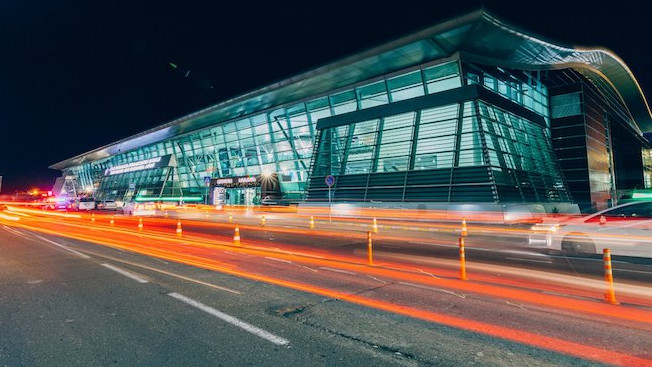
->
<box><xmin>5</xmin><ymin>214</ymin><xmax>652</xmax><ymax>323</ymax></box>
<box><xmin>3</xmin><ymin>215</ymin><xmax>649</xmax><ymax>367</ymax></box>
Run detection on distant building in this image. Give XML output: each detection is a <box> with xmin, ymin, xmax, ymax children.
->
<box><xmin>50</xmin><ymin>10</ymin><xmax>652</xmax><ymax>213</ymax></box>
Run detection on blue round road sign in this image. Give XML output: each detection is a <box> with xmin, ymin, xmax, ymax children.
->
<box><xmin>325</xmin><ymin>175</ymin><xmax>335</xmax><ymax>187</ymax></box>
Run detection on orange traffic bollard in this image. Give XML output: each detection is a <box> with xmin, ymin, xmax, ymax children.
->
<box><xmin>461</xmin><ymin>217</ymin><xmax>468</xmax><ymax>237</ymax></box>
<box><xmin>261</xmin><ymin>215</ymin><xmax>266</xmax><ymax>226</ymax></box>
<box><xmin>91</xmin><ymin>213</ymin><xmax>96</xmax><ymax>222</ymax></box>
<box><xmin>176</xmin><ymin>220</ymin><xmax>183</xmax><ymax>237</ymax></box>
<box><xmin>603</xmin><ymin>248</ymin><xmax>619</xmax><ymax>305</ymax></box>
<box><xmin>233</xmin><ymin>224</ymin><xmax>240</xmax><ymax>245</ymax></box>
<box><xmin>110</xmin><ymin>215</ymin><xmax>115</xmax><ymax>226</ymax></box>
<box><xmin>309</xmin><ymin>215</ymin><xmax>315</xmax><ymax>229</ymax></box>
<box><xmin>228</xmin><ymin>214</ymin><xmax>233</xmax><ymax>223</ymax></box>
<box><xmin>367</xmin><ymin>231</ymin><xmax>374</xmax><ymax>265</ymax></box>
<box><xmin>459</xmin><ymin>237</ymin><xmax>468</xmax><ymax>280</ymax></box>
<box><xmin>205</xmin><ymin>211</ymin><xmax>209</xmax><ymax>218</ymax></box>
<box><xmin>372</xmin><ymin>217</ymin><xmax>378</xmax><ymax>233</ymax></box>
<box><xmin>138</xmin><ymin>218</ymin><xmax>143</xmax><ymax>232</ymax></box>
<box><xmin>164</xmin><ymin>210</ymin><xmax>169</xmax><ymax>218</ymax></box>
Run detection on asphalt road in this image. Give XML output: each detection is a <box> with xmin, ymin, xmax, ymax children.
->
<box><xmin>0</xmin><ymin>224</ymin><xmax>629</xmax><ymax>367</ymax></box>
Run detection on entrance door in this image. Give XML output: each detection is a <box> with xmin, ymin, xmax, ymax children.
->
<box><xmin>225</xmin><ymin>187</ymin><xmax>259</xmax><ymax>206</ymax></box>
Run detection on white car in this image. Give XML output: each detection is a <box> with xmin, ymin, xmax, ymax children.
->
<box><xmin>529</xmin><ymin>201</ymin><xmax>652</xmax><ymax>258</ymax></box>
<box><xmin>96</xmin><ymin>200</ymin><xmax>118</xmax><ymax>210</ymax></box>
<box><xmin>77</xmin><ymin>197</ymin><xmax>96</xmax><ymax>211</ymax></box>
<box><xmin>122</xmin><ymin>202</ymin><xmax>156</xmax><ymax>216</ymax></box>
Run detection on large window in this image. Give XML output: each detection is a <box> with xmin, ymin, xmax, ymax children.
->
<box><xmin>309</xmin><ymin>99</ymin><xmax>570</xmax><ymax>203</ymax></box>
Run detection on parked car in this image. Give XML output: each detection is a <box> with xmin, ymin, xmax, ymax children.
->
<box><xmin>122</xmin><ymin>201</ymin><xmax>156</xmax><ymax>216</ymax></box>
<box><xmin>76</xmin><ymin>197</ymin><xmax>96</xmax><ymax>211</ymax></box>
<box><xmin>529</xmin><ymin>201</ymin><xmax>652</xmax><ymax>258</ymax></box>
<box><xmin>96</xmin><ymin>200</ymin><xmax>118</xmax><ymax>210</ymax></box>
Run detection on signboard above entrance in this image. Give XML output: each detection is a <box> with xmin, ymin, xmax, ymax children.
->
<box><xmin>211</xmin><ymin>175</ymin><xmax>261</xmax><ymax>188</ymax></box>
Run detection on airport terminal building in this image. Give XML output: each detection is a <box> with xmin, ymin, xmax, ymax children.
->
<box><xmin>51</xmin><ymin>10</ymin><xmax>652</xmax><ymax>213</ymax></box>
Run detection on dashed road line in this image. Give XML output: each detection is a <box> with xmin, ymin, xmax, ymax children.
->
<box><xmin>398</xmin><ymin>281</ymin><xmax>467</xmax><ymax>299</ymax></box>
<box><xmin>265</xmin><ymin>257</ymin><xmax>292</xmax><ymax>264</ymax></box>
<box><xmin>101</xmin><ymin>263</ymin><xmax>149</xmax><ymax>283</ymax></box>
<box><xmin>168</xmin><ymin>292</ymin><xmax>289</xmax><ymax>346</ymax></box>
<box><xmin>318</xmin><ymin>267</ymin><xmax>356</xmax><ymax>275</ymax></box>
<box><xmin>31</xmin><ymin>234</ymin><xmax>91</xmax><ymax>259</ymax></box>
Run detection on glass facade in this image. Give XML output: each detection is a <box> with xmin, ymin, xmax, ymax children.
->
<box><xmin>63</xmin><ymin>60</ymin><xmax>465</xmax><ymax>204</ymax></box>
<box><xmin>308</xmin><ymin>96</ymin><xmax>570</xmax><ymax>203</ymax></box>
<box><xmin>465</xmin><ymin>63</ymin><xmax>549</xmax><ymax>124</ymax></box>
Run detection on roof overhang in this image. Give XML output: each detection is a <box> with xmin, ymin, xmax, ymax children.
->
<box><xmin>50</xmin><ymin>9</ymin><xmax>652</xmax><ymax>171</ymax></box>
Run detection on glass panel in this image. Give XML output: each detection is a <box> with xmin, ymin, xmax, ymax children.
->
<box><xmin>414</xmin><ymin>152</ymin><xmax>454</xmax><ymax>169</ymax></box>
<box><xmin>330</xmin><ymin>89</ymin><xmax>357</xmax><ymax>115</ymax></box>
<box><xmin>345</xmin><ymin>120</ymin><xmax>378</xmax><ymax>174</ymax></box>
<box><xmin>387</xmin><ymin>70</ymin><xmax>424</xmax><ymax>102</ymax></box>
<box><xmin>424</xmin><ymin>61</ymin><xmax>462</xmax><ymax>94</ymax></box>
<box><xmin>357</xmin><ymin>81</ymin><xmax>388</xmax><ymax>109</ymax></box>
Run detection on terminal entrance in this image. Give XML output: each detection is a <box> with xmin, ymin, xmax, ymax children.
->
<box><xmin>224</xmin><ymin>187</ymin><xmax>259</xmax><ymax>206</ymax></box>
<box><xmin>210</xmin><ymin>174</ymin><xmax>281</xmax><ymax>206</ymax></box>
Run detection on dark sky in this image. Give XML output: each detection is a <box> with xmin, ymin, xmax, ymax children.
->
<box><xmin>0</xmin><ymin>0</ymin><xmax>650</xmax><ymax>193</ymax></box>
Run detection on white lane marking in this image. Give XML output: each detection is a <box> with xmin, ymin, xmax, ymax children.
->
<box><xmin>272</xmin><ymin>248</ymin><xmax>325</xmax><ymax>259</ymax></box>
<box><xmin>101</xmin><ymin>263</ymin><xmax>149</xmax><ymax>283</ymax></box>
<box><xmin>153</xmin><ymin>257</ymin><xmax>169</xmax><ymax>265</ymax></box>
<box><xmin>264</xmin><ymin>256</ymin><xmax>317</xmax><ymax>272</ymax></box>
<box><xmin>2</xmin><ymin>225</ymin><xmax>29</xmax><ymax>237</ymax></box>
<box><xmin>265</xmin><ymin>257</ymin><xmax>292</xmax><ymax>264</ymax></box>
<box><xmin>368</xmin><ymin>275</ymin><xmax>387</xmax><ymax>284</ymax></box>
<box><xmin>318</xmin><ymin>267</ymin><xmax>356</xmax><ymax>275</ymax></box>
<box><xmin>168</xmin><ymin>292</ymin><xmax>289</xmax><ymax>346</ymax></box>
<box><xmin>73</xmin><ymin>250</ymin><xmax>241</xmax><ymax>295</ymax></box>
<box><xmin>504</xmin><ymin>300</ymin><xmax>527</xmax><ymax>310</ymax></box>
<box><xmin>398</xmin><ymin>281</ymin><xmax>467</xmax><ymax>299</ymax></box>
<box><xmin>31</xmin><ymin>234</ymin><xmax>91</xmax><ymax>259</ymax></box>
<box><xmin>412</xmin><ymin>267</ymin><xmax>441</xmax><ymax>279</ymax></box>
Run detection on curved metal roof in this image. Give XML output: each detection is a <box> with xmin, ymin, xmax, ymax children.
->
<box><xmin>50</xmin><ymin>9</ymin><xmax>652</xmax><ymax>170</ymax></box>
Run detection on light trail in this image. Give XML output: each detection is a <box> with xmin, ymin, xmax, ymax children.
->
<box><xmin>0</xmin><ymin>213</ymin><xmax>21</xmax><ymax>221</ymax></box>
<box><xmin>3</xmin><ymin>214</ymin><xmax>652</xmax><ymax>365</ymax></box>
<box><xmin>6</xmin><ymin>215</ymin><xmax>652</xmax><ymax>323</ymax></box>
<box><xmin>22</xmin><ymin>214</ymin><xmax>651</xmax><ymax>308</ymax></box>
<box><xmin>8</xmin><ymin>206</ymin><xmax>81</xmax><ymax>218</ymax></box>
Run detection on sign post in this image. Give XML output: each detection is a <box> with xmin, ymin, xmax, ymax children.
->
<box><xmin>203</xmin><ymin>176</ymin><xmax>211</xmax><ymax>205</ymax></box>
<box><xmin>325</xmin><ymin>175</ymin><xmax>335</xmax><ymax>222</ymax></box>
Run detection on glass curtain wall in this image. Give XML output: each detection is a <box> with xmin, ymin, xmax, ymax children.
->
<box><xmin>308</xmin><ymin>99</ymin><xmax>570</xmax><ymax>203</ymax></box>
<box><xmin>77</xmin><ymin>59</ymin><xmax>464</xmax><ymax>202</ymax></box>
<box><xmin>465</xmin><ymin>63</ymin><xmax>550</xmax><ymax>124</ymax></box>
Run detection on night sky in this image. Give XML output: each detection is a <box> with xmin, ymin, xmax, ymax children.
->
<box><xmin>1</xmin><ymin>0</ymin><xmax>650</xmax><ymax>193</ymax></box>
